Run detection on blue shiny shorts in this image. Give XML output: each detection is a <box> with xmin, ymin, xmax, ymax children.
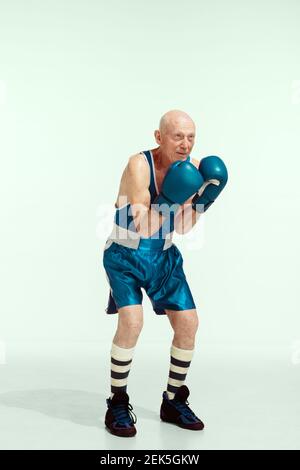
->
<box><xmin>103</xmin><ymin>240</ymin><xmax>196</xmax><ymax>315</ymax></box>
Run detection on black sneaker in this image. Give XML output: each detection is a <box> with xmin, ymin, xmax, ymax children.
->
<box><xmin>160</xmin><ymin>385</ymin><xmax>204</xmax><ymax>430</ymax></box>
<box><xmin>105</xmin><ymin>391</ymin><xmax>137</xmax><ymax>437</ymax></box>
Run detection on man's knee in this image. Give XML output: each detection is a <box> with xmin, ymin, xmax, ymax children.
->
<box><xmin>167</xmin><ymin>309</ymin><xmax>199</xmax><ymax>336</ymax></box>
<box><xmin>117</xmin><ymin>305</ymin><xmax>144</xmax><ymax>335</ymax></box>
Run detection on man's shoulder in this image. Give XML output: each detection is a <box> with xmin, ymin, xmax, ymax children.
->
<box><xmin>128</xmin><ymin>151</ymin><xmax>145</xmax><ymax>162</ymax></box>
<box><xmin>127</xmin><ymin>152</ymin><xmax>149</xmax><ymax>173</ymax></box>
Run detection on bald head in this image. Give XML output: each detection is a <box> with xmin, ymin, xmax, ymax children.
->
<box><xmin>154</xmin><ymin>109</ymin><xmax>196</xmax><ymax>165</ymax></box>
<box><xmin>159</xmin><ymin>109</ymin><xmax>195</xmax><ymax>136</ymax></box>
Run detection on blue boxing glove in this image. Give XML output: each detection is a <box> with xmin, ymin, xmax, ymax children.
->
<box><xmin>154</xmin><ymin>159</ymin><xmax>204</xmax><ymax>216</ymax></box>
<box><xmin>191</xmin><ymin>156</ymin><xmax>228</xmax><ymax>213</ymax></box>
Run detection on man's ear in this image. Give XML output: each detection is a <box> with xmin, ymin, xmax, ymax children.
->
<box><xmin>154</xmin><ymin>129</ymin><xmax>161</xmax><ymax>145</ymax></box>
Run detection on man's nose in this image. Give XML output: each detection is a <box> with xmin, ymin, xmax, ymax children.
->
<box><xmin>180</xmin><ymin>138</ymin><xmax>189</xmax><ymax>150</ymax></box>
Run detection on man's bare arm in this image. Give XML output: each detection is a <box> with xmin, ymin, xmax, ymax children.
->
<box><xmin>174</xmin><ymin>201</ymin><xmax>201</xmax><ymax>234</ymax></box>
<box><xmin>126</xmin><ymin>154</ymin><xmax>165</xmax><ymax>237</ymax></box>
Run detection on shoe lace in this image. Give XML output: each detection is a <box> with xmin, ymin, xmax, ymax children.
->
<box><xmin>112</xmin><ymin>402</ymin><xmax>137</xmax><ymax>425</ymax></box>
<box><xmin>173</xmin><ymin>399</ymin><xmax>199</xmax><ymax>420</ymax></box>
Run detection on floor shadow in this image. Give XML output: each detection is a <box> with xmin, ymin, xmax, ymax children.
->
<box><xmin>0</xmin><ymin>389</ymin><xmax>158</xmax><ymax>427</ymax></box>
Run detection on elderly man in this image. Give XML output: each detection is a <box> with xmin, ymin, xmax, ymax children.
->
<box><xmin>103</xmin><ymin>110</ymin><xmax>228</xmax><ymax>437</ymax></box>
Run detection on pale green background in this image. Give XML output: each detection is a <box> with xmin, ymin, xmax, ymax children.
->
<box><xmin>0</xmin><ymin>0</ymin><xmax>300</xmax><ymax>450</ymax></box>
<box><xmin>1</xmin><ymin>0</ymin><xmax>299</xmax><ymax>345</ymax></box>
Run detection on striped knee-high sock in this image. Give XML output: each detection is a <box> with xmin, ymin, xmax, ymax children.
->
<box><xmin>110</xmin><ymin>342</ymin><xmax>135</xmax><ymax>398</ymax></box>
<box><xmin>166</xmin><ymin>343</ymin><xmax>194</xmax><ymax>400</ymax></box>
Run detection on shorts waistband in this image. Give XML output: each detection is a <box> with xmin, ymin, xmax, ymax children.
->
<box><xmin>137</xmin><ymin>238</ymin><xmax>172</xmax><ymax>251</ymax></box>
<box><xmin>104</xmin><ymin>236</ymin><xmax>173</xmax><ymax>251</ymax></box>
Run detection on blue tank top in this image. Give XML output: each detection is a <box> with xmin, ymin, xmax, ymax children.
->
<box><xmin>114</xmin><ymin>150</ymin><xmax>190</xmax><ymax>240</ymax></box>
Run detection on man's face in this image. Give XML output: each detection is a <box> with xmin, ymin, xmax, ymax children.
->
<box><xmin>158</xmin><ymin>120</ymin><xmax>196</xmax><ymax>162</ymax></box>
